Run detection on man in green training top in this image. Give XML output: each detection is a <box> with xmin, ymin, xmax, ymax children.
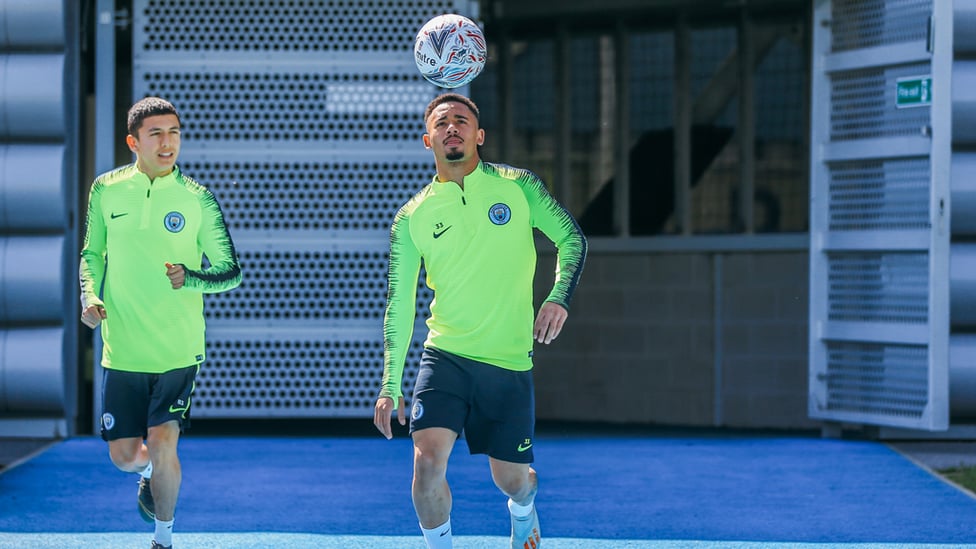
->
<box><xmin>374</xmin><ymin>92</ymin><xmax>587</xmax><ymax>549</ymax></box>
<box><xmin>79</xmin><ymin>97</ymin><xmax>241</xmax><ymax>549</ymax></box>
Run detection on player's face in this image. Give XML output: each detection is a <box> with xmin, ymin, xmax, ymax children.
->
<box><xmin>126</xmin><ymin>114</ymin><xmax>181</xmax><ymax>179</ymax></box>
<box><xmin>423</xmin><ymin>102</ymin><xmax>484</xmax><ymax>163</ymax></box>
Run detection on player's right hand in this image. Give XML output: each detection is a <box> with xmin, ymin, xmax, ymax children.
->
<box><xmin>81</xmin><ymin>304</ymin><xmax>107</xmax><ymax>328</ymax></box>
<box><xmin>373</xmin><ymin>396</ymin><xmax>406</xmax><ymax>440</ymax></box>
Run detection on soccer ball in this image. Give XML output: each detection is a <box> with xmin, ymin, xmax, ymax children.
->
<box><xmin>414</xmin><ymin>14</ymin><xmax>487</xmax><ymax>89</ymax></box>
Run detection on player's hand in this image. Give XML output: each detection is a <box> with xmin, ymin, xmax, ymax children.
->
<box><xmin>533</xmin><ymin>301</ymin><xmax>568</xmax><ymax>344</ymax></box>
<box><xmin>374</xmin><ymin>396</ymin><xmax>406</xmax><ymax>440</ymax></box>
<box><xmin>165</xmin><ymin>262</ymin><xmax>185</xmax><ymax>289</ymax></box>
<box><xmin>81</xmin><ymin>304</ymin><xmax>107</xmax><ymax>329</ymax></box>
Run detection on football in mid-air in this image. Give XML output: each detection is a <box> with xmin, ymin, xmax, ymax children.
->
<box><xmin>414</xmin><ymin>14</ymin><xmax>487</xmax><ymax>89</ymax></box>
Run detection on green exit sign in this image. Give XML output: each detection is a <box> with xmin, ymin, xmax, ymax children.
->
<box><xmin>896</xmin><ymin>76</ymin><xmax>932</xmax><ymax>108</ymax></box>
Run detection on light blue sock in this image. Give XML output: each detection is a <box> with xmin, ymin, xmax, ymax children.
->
<box><xmin>139</xmin><ymin>460</ymin><xmax>153</xmax><ymax>479</ymax></box>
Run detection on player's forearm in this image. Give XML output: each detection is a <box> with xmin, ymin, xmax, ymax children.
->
<box><xmin>182</xmin><ymin>259</ymin><xmax>242</xmax><ymax>293</ymax></box>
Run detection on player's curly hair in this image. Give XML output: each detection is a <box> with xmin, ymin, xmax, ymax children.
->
<box><xmin>127</xmin><ymin>97</ymin><xmax>182</xmax><ymax>136</ymax></box>
<box><xmin>424</xmin><ymin>93</ymin><xmax>480</xmax><ymax>124</ymax></box>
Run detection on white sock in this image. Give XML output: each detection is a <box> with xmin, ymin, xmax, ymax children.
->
<box><xmin>139</xmin><ymin>460</ymin><xmax>153</xmax><ymax>479</ymax></box>
<box><xmin>420</xmin><ymin>518</ymin><xmax>452</xmax><ymax>549</ymax></box>
<box><xmin>154</xmin><ymin>517</ymin><xmax>174</xmax><ymax>547</ymax></box>
<box><xmin>508</xmin><ymin>496</ymin><xmax>535</xmax><ymax>518</ymax></box>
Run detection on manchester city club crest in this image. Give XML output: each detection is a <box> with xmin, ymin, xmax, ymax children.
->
<box><xmin>488</xmin><ymin>203</ymin><xmax>511</xmax><ymax>225</ymax></box>
<box><xmin>164</xmin><ymin>211</ymin><xmax>185</xmax><ymax>233</ymax></box>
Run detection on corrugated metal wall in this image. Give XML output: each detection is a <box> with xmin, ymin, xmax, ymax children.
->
<box><xmin>0</xmin><ymin>0</ymin><xmax>80</xmax><ymax>436</ymax></box>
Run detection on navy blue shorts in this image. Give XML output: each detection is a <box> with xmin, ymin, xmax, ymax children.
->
<box><xmin>409</xmin><ymin>347</ymin><xmax>536</xmax><ymax>463</ymax></box>
<box><xmin>100</xmin><ymin>364</ymin><xmax>199</xmax><ymax>441</ymax></box>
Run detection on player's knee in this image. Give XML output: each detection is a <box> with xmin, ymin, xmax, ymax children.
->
<box><xmin>146</xmin><ymin>421</ymin><xmax>180</xmax><ymax>447</ymax></box>
<box><xmin>493</xmin><ymin>467</ymin><xmax>534</xmax><ymax>500</ymax></box>
<box><xmin>495</xmin><ymin>476</ymin><xmax>528</xmax><ymax>498</ymax></box>
<box><xmin>413</xmin><ymin>449</ymin><xmax>449</xmax><ymax>481</ymax></box>
<box><xmin>107</xmin><ymin>443</ymin><xmax>143</xmax><ymax>472</ymax></box>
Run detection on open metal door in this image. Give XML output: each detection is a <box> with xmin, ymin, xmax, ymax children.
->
<box><xmin>808</xmin><ymin>0</ymin><xmax>953</xmax><ymax>430</ymax></box>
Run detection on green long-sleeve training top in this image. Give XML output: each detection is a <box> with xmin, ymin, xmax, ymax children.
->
<box><xmin>381</xmin><ymin>161</ymin><xmax>587</xmax><ymax>401</ymax></box>
<box><xmin>80</xmin><ymin>164</ymin><xmax>242</xmax><ymax>374</ymax></box>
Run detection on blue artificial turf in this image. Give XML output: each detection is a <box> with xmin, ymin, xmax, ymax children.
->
<box><xmin>1</xmin><ymin>434</ymin><xmax>974</xmax><ymax>546</ymax></box>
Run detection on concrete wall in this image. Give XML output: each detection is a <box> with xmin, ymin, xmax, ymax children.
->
<box><xmin>532</xmin><ymin>245</ymin><xmax>818</xmax><ymax>430</ymax></box>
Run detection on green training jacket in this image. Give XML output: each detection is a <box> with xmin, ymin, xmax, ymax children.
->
<box><xmin>380</xmin><ymin>161</ymin><xmax>587</xmax><ymax>401</ymax></box>
<box><xmin>80</xmin><ymin>164</ymin><xmax>242</xmax><ymax>374</ymax></box>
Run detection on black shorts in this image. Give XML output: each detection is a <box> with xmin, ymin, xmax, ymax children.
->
<box><xmin>100</xmin><ymin>364</ymin><xmax>199</xmax><ymax>441</ymax></box>
<box><xmin>409</xmin><ymin>347</ymin><xmax>536</xmax><ymax>464</ymax></box>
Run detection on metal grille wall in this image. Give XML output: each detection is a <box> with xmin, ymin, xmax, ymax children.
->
<box><xmin>131</xmin><ymin>0</ymin><xmax>477</xmax><ymax>417</ymax></box>
<box><xmin>808</xmin><ymin>0</ymin><xmax>954</xmax><ymax>430</ymax></box>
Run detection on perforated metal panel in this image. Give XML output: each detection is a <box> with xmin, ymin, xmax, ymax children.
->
<box><xmin>135</xmin><ymin>0</ymin><xmax>457</xmax><ymax>54</ymax></box>
<box><xmin>828</xmin><ymin>158</ymin><xmax>930</xmax><ymax>231</ymax></box>
<box><xmin>180</xmin><ymin>156</ymin><xmax>431</xmax><ymax>235</ymax></box>
<box><xmin>197</xmin><ymin>330</ymin><xmax>426</xmax><ymax>416</ymax></box>
<box><xmin>830</xmin><ymin>62</ymin><xmax>932</xmax><ymax>141</ymax></box>
<box><xmin>809</xmin><ymin>0</ymin><xmax>951</xmax><ymax>430</ymax></box>
<box><xmin>826</xmin><ymin>252</ymin><xmax>928</xmax><ymax>324</ymax></box>
<box><xmin>142</xmin><ymin>72</ymin><xmax>432</xmax><ymax>146</ymax></box>
<box><xmin>132</xmin><ymin>0</ymin><xmax>480</xmax><ymax>418</ymax></box>
<box><xmin>830</xmin><ymin>0</ymin><xmax>932</xmax><ymax>53</ymax></box>
<box><xmin>820</xmin><ymin>341</ymin><xmax>928</xmax><ymax>419</ymax></box>
<box><xmin>202</xmin><ymin>247</ymin><xmax>433</xmax><ymax>325</ymax></box>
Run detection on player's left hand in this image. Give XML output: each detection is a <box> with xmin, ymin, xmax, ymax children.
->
<box><xmin>165</xmin><ymin>262</ymin><xmax>185</xmax><ymax>289</ymax></box>
<box><xmin>534</xmin><ymin>301</ymin><xmax>568</xmax><ymax>344</ymax></box>
<box><xmin>374</xmin><ymin>396</ymin><xmax>406</xmax><ymax>440</ymax></box>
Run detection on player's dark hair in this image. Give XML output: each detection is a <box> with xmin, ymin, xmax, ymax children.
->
<box><xmin>424</xmin><ymin>93</ymin><xmax>480</xmax><ymax>124</ymax></box>
<box><xmin>127</xmin><ymin>97</ymin><xmax>181</xmax><ymax>136</ymax></box>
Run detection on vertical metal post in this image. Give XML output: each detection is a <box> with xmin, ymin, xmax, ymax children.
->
<box><xmin>95</xmin><ymin>0</ymin><xmax>117</xmax><ymax>175</ymax></box>
<box><xmin>92</xmin><ymin>0</ymin><xmax>118</xmax><ymax>433</ymax></box>
<box><xmin>674</xmin><ymin>16</ymin><xmax>692</xmax><ymax>235</ymax></box>
<box><xmin>713</xmin><ymin>254</ymin><xmax>724</xmax><ymax>426</ymax></box>
<box><xmin>555</xmin><ymin>22</ymin><xmax>573</xmax><ymax>211</ymax></box>
<box><xmin>614</xmin><ymin>19</ymin><xmax>631</xmax><ymax>236</ymax></box>
<box><xmin>738</xmin><ymin>8</ymin><xmax>756</xmax><ymax>233</ymax></box>
<box><xmin>497</xmin><ymin>26</ymin><xmax>514</xmax><ymax>163</ymax></box>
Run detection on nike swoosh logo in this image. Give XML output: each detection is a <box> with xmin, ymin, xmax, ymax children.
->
<box><xmin>169</xmin><ymin>405</ymin><xmax>188</xmax><ymax>414</ymax></box>
<box><xmin>439</xmin><ymin>527</ymin><xmax>451</xmax><ymax>537</ymax></box>
<box><xmin>517</xmin><ymin>442</ymin><xmax>533</xmax><ymax>452</ymax></box>
<box><xmin>433</xmin><ymin>226</ymin><xmax>452</xmax><ymax>239</ymax></box>
<box><xmin>111</xmin><ymin>212</ymin><xmax>129</xmax><ymax>219</ymax></box>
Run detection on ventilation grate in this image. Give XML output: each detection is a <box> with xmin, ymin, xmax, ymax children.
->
<box><xmin>828</xmin><ymin>157</ymin><xmax>930</xmax><ymax>231</ymax></box>
<box><xmin>138</xmin><ymin>0</ymin><xmax>461</xmax><ymax>53</ymax></box>
<box><xmin>140</xmin><ymin>72</ymin><xmax>434</xmax><ymax>144</ymax></box>
<box><xmin>181</xmin><ymin>158</ymin><xmax>431</xmax><ymax>234</ymax></box>
<box><xmin>195</xmin><ymin>334</ymin><xmax>424</xmax><ymax>416</ymax></box>
<box><xmin>826</xmin><ymin>252</ymin><xmax>929</xmax><ymax>324</ymax></box>
<box><xmin>203</xmin><ymin>248</ymin><xmax>432</xmax><ymax>325</ymax></box>
<box><xmin>822</xmin><ymin>341</ymin><xmax>928</xmax><ymax>418</ymax></box>
<box><xmin>830</xmin><ymin>0</ymin><xmax>932</xmax><ymax>53</ymax></box>
<box><xmin>830</xmin><ymin>62</ymin><xmax>931</xmax><ymax>141</ymax></box>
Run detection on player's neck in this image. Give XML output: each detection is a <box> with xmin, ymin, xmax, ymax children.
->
<box><xmin>436</xmin><ymin>158</ymin><xmax>479</xmax><ymax>190</ymax></box>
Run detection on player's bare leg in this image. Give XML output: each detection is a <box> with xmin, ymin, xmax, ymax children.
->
<box><xmin>146</xmin><ymin>420</ymin><xmax>181</xmax><ymax>522</ymax></box>
<box><xmin>412</xmin><ymin>427</ymin><xmax>457</xmax><ymax>548</ymax></box>
<box><xmin>108</xmin><ymin>437</ymin><xmax>151</xmax><ymax>473</ymax></box>
<box><xmin>108</xmin><ymin>436</ymin><xmax>156</xmax><ymax>523</ymax></box>
<box><xmin>491</xmin><ymin>459</ymin><xmax>540</xmax><ymax>549</ymax></box>
<box><xmin>144</xmin><ymin>420</ymin><xmax>181</xmax><ymax>548</ymax></box>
